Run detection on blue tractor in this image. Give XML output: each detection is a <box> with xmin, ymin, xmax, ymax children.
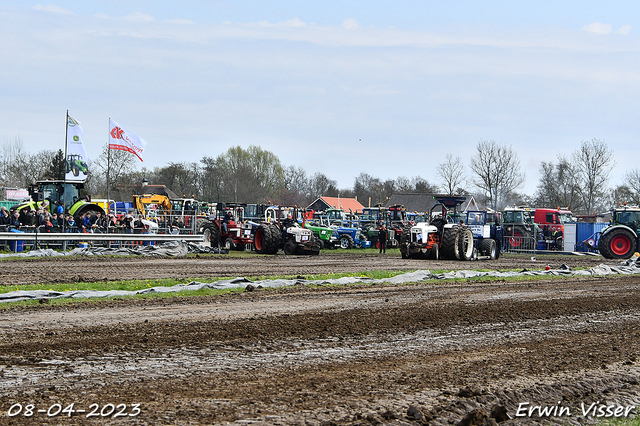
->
<box><xmin>465</xmin><ymin>210</ymin><xmax>503</xmax><ymax>259</ymax></box>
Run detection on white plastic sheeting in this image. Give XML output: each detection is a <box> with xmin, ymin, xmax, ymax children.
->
<box><xmin>2</xmin><ymin>260</ymin><xmax>640</xmax><ymax>304</ymax></box>
<box><xmin>0</xmin><ymin>241</ymin><xmax>225</xmax><ymax>258</ymax></box>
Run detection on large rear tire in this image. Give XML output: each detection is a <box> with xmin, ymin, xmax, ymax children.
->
<box><xmin>203</xmin><ymin>223</ymin><xmax>220</xmax><ymax>246</ymax></box>
<box><xmin>254</xmin><ymin>224</ymin><xmax>280</xmax><ymax>254</ymax></box>
<box><xmin>441</xmin><ymin>225</ymin><xmax>459</xmax><ymax>260</ymax></box>
<box><xmin>457</xmin><ymin>226</ymin><xmax>474</xmax><ymax>261</ymax></box>
<box><xmin>196</xmin><ymin>218</ymin><xmax>211</xmax><ymax>234</ymax></box>
<box><xmin>599</xmin><ymin>228</ymin><xmax>637</xmax><ymax>259</ymax></box>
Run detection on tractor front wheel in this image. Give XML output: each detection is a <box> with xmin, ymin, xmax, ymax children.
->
<box><xmin>283</xmin><ymin>241</ymin><xmax>296</xmax><ymax>255</ymax></box>
<box><xmin>339</xmin><ymin>234</ymin><xmax>354</xmax><ymax>249</ymax></box>
<box><xmin>480</xmin><ymin>238</ymin><xmax>497</xmax><ymax>260</ymax></box>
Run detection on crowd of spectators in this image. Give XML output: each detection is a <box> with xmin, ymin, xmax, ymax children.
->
<box><xmin>0</xmin><ymin>206</ymin><xmax>155</xmax><ymax>234</ymax></box>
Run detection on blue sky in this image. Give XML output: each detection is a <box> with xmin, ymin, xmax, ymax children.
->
<box><xmin>1</xmin><ymin>1</ymin><xmax>640</xmax><ymax>196</ymax></box>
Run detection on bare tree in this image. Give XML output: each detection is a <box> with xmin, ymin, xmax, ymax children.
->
<box><xmin>273</xmin><ymin>166</ymin><xmax>311</xmax><ymax>206</ymax></box>
<box><xmin>309</xmin><ymin>172</ymin><xmax>338</xmax><ymax>198</ymax></box>
<box><xmin>470</xmin><ymin>140</ymin><xmax>525</xmax><ymax>210</ymax></box>
<box><xmin>535</xmin><ymin>155</ymin><xmax>581</xmax><ymax>211</ymax></box>
<box><xmin>353</xmin><ymin>173</ymin><xmax>385</xmax><ymax>205</ymax></box>
<box><xmin>437</xmin><ymin>153</ymin><xmax>466</xmax><ymax>195</ymax></box>
<box><xmin>0</xmin><ymin>136</ymin><xmax>30</xmax><ymax>187</ymax></box>
<box><xmin>572</xmin><ymin>138</ymin><xmax>614</xmax><ymax>214</ymax></box>
<box><xmin>90</xmin><ymin>144</ymin><xmax>140</xmax><ymax>198</ymax></box>
<box><xmin>622</xmin><ymin>168</ymin><xmax>640</xmax><ymax>205</ymax></box>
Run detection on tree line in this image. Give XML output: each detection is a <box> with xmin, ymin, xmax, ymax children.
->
<box><xmin>0</xmin><ymin>135</ymin><xmax>635</xmax><ymax>215</ymax></box>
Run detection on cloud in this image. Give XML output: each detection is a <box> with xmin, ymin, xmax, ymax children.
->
<box><xmin>32</xmin><ymin>4</ymin><xmax>74</xmax><ymax>15</ymax></box>
<box><xmin>256</xmin><ymin>18</ymin><xmax>306</xmax><ymax>28</ymax></box>
<box><xmin>616</xmin><ymin>25</ymin><xmax>632</xmax><ymax>35</ymax></box>
<box><xmin>342</xmin><ymin>18</ymin><xmax>359</xmax><ymax>30</ymax></box>
<box><xmin>94</xmin><ymin>13</ymin><xmax>109</xmax><ymax>20</ymax></box>
<box><xmin>123</xmin><ymin>12</ymin><xmax>154</xmax><ymax>23</ymax></box>
<box><xmin>166</xmin><ymin>19</ymin><xmax>194</xmax><ymax>25</ymax></box>
<box><xmin>582</xmin><ymin>22</ymin><xmax>612</xmax><ymax>35</ymax></box>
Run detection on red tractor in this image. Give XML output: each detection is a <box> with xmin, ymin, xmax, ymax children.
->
<box><xmin>202</xmin><ymin>204</ymin><xmax>254</xmax><ymax>251</ymax></box>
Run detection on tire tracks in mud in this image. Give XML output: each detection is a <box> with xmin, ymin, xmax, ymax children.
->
<box><xmin>1</xmin><ymin>271</ymin><xmax>640</xmax><ymax>425</ymax></box>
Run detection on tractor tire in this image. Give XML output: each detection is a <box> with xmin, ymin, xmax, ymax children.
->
<box><xmin>224</xmin><ymin>238</ymin><xmax>236</xmax><ymax>250</ymax></box>
<box><xmin>339</xmin><ymin>234</ymin><xmax>354</xmax><ymax>249</ymax></box>
<box><xmin>207</xmin><ymin>224</ymin><xmax>221</xmax><ymax>246</ymax></box>
<box><xmin>196</xmin><ymin>218</ymin><xmax>211</xmax><ymax>234</ymax></box>
<box><xmin>399</xmin><ymin>225</ymin><xmax>412</xmax><ymax>245</ymax></box>
<box><xmin>457</xmin><ymin>226</ymin><xmax>474</xmax><ymax>261</ymax></box>
<box><xmin>430</xmin><ymin>243</ymin><xmax>439</xmax><ymax>260</ymax></box>
<box><xmin>254</xmin><ymin>224</ymin><xmax>279</xmax><ymax>254</ymax></box>
<box><xmin>480</xmin><ymin>238</ymin><xmax>497</xmax><ymax>260</ymax></box>
<box><xmin>317</xmin><ymin>239</ymin><xmax>325</xmax><ymax>250</ymax></box>
<box><xmin>599</xmin><ymin>228</ymin><xmax>637</xmax><ymax>259</ymax></box>
<box><xmin>440</xmin><ymin>225</ymin><xmax>460</xmax><ymax>260</ymax></box>
<box><xmin>283</xmin><ymin>241</ymin><xmax>296</xmax><ymax>255</ymax></box>
<box><xmin>267</xmin><ymin>223</ymin><xmax>283</xmax><ymax>253</ymax></box>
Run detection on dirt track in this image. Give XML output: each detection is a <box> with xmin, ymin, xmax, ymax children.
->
<box><xmin>1</xmin><ymin>252</ymin><xmax>639</xmax><ymax>425</ymax></box>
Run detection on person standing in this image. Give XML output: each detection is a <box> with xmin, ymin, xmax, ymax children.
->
<box><xmin>378</xmin><ymin>224</ymin><xmax>388</xmax><ymax>254</ymax></box>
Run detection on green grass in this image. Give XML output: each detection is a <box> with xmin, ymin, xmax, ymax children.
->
<box><xmin>0</xmin><ymin>265</ymin><xmax>580</xmax><ymax>311</ymax></box>
<box><xmin>599</xmin><ymin>417</ymin><xmax>639</xmax><ymax>425</ymax></box>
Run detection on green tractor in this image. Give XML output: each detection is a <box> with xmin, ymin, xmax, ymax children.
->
<box><xmin>596</xmin><ymin>205</ymin><xmax>640</xmax><ymax>259</ymax></box>
<box><xmin>11</xmin><ymin>180</ymin><xmax>105</xmax><ymax>223</ymax></box>
<box><xmin>66</xmin><ymin>154</ymin><xmax>89</xmax><ymax>177</ymax></box>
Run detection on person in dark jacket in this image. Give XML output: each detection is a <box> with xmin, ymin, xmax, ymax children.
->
<box><xmin>9</xmin><ymin>211</ymin><xmax>21</xmax><ymax>229</ymax></box>
<box><xmin>378</xmin><ymin>224</ymin><xmax>388</xmax><ymax>254</ymax></box>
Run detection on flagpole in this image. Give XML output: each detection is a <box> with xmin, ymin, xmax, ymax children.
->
<box><xmin>107</xmin><ymin>118</ymin><xmax>111</xmax><ymax>227</ymax></box>
<box><xmin>62</xmin><ymin>111</ymin><xmax>68</xmax><ymax>238</ymax></box>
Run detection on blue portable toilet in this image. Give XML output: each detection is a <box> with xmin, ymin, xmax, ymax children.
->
<box><xmin>574</xmin><ymin>222</ymin><xmax>607</xmax><ymax>252</ymax></box>
<box><xmin>9</xmin><ymin>228</ymin><xmax>24</xmax><ymax>252</ymax></box>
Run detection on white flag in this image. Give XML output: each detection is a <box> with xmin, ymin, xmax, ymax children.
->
<box><xmin>66</xmin><ymin>115</ymin><xmax>89</xmax><ymax>182</ymax></box>
<box><xmin>109</xmin><ymin>119</ymin><xmax>147</xmax><ymax>162</ymax></box>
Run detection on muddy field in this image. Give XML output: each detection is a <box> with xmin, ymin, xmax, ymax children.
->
<box><xmin>1</xmin><ymin>252</ymin><xmax>639</xmax><ymax>425</ymax></box>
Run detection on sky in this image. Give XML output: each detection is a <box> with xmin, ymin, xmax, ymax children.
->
<box><xmin>2</xmin><ymin>1</ymin><xmax>640</xmax><ymax>197</ymax></box>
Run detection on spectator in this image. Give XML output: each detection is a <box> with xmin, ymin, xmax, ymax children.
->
<box><xmin>124</xmin><ymin>215</ymin><xmax>134</xmax><ymax>234</ymax></box>
<box><xmin>66</xmin><ymin>214</ymin><xmax>77</xmax><ymax>232</ymax></box>
<box><xmin>170</xmin><ymin>217</ymin><xmax>182</xmax><ymax>235</ymax></box>
<box><xmin>80</xmin><ymin>212</ymin><xmax>92</xmax><ymax>233</ymax></box>
<box><xmin>378</xmin><ymin>224</ymin><xmax>388</xmax><ymax>254</ymax></box>
<box><xmin>55</xmin><ymin>201</ymin><xmax>64</xmax><ymax>216</ymax></box>
<box><xmin>43</xmin><ymin>214</ymin><xmax>54</xmax><ymax>233</ymax></box>
<box><xmin>93</xmin><ymin>212</ymin><xmax>107</xmax><ymax>232</ymax></box>
<box><xmin>9</xmin><ymin>211</ymin><xmax>21</xmax><ymax>229</ymax></box>
<box><xmin>25</xmin><ymin>210</ymin><xmax>36</xmax><ymax>227</ymax></box>
<box><xmin>51</xmin><ymin>213</ymin><xmax>59</xmax><ymax>228</ymax></box>
<box><xmin>0</xmin><ymin>208</ymin><xmax>10</xmax><ymax>229</ymax></box>
<box><xmin>36</xmin><ymin>208</ymin><xmax>47</xmax><ymax>227</ymax></box>
<box><xmin>106</xmin><ymin>213</ymin><xmax>118</xmax><ymax>230</ymax></box>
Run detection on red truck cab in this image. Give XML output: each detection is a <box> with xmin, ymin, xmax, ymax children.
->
<box><xmin>534</xmin><ymin>208</ymin><xmax>575</xmax><ymax>249</ymax></box>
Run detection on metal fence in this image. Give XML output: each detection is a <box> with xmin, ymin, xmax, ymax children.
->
<box><xmin>0</xmin><ymin>222</ymin><xmax>203</xmax><ymax>253</ymax></box>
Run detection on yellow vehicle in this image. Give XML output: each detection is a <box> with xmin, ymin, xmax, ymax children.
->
<box><xmin>132</xmin><ymin>194</ymin><xmax>211</xmax><ymax>233</ymax></box>
<box><xmin>132</xmin><ymin>194</ymin><xmax>173</xmax><ymax>219</ymax></box>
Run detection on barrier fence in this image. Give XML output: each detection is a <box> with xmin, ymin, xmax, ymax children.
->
<box><xmin>0</xmin><ymin>227</ymin><xmax>203</xmax><ymax>253</ymax></box>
